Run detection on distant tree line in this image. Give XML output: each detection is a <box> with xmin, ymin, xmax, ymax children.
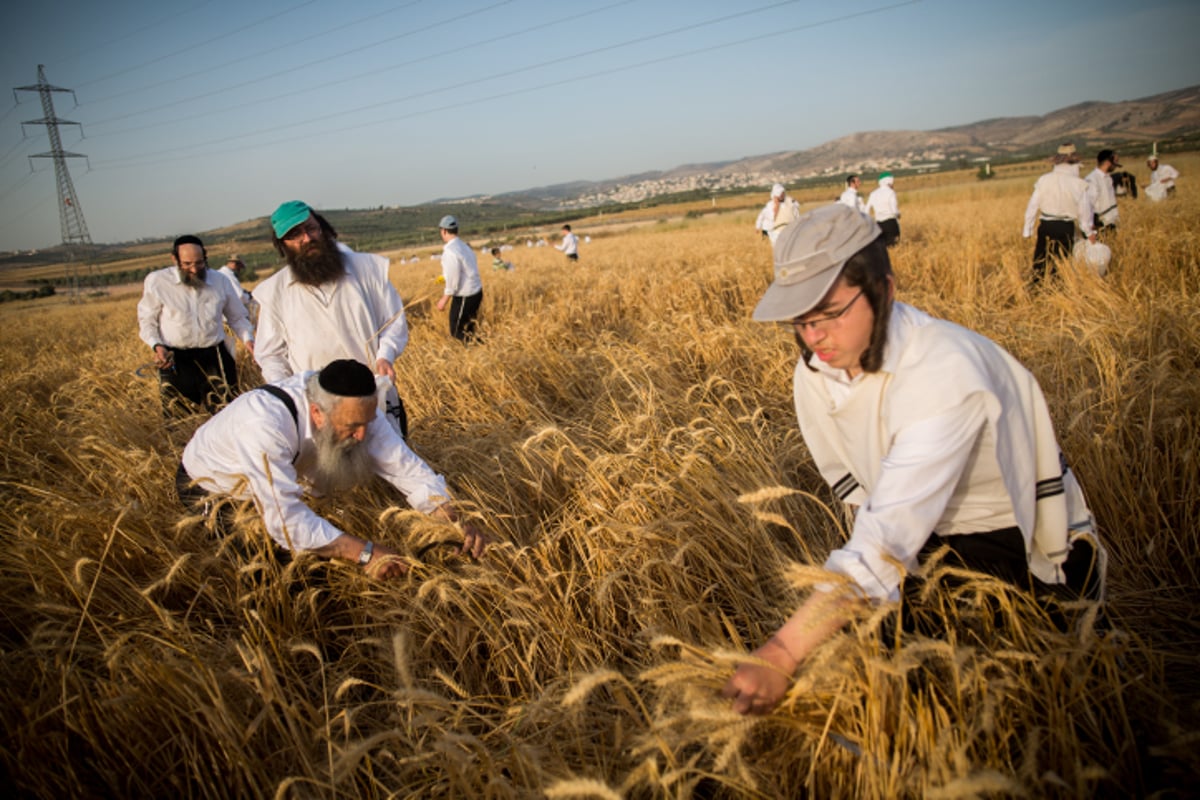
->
<box><xmin>31</xmin><ymin>267</ymin><xmax>157</xmax><ymax>288</ymax></box>
<box><xmin>0</xmin><ymin>285</ymin><xmax>55</xmax><ymax>303</ymax></box>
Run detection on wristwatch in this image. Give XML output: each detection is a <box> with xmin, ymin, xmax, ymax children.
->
<box><xmin>358</xmin><ymin>541</ymin><xmax>375</xmax><ymax>566</ymax></box>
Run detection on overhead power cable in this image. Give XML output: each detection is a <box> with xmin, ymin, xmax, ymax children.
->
<box><xmin>83</xmin><ymin>0</ymin><xmax>424</xmax><ymax>110</ymax></box>
<box><xmin>91</xmin><ymin>0</ymin><xmax>921</xmax><ymax>171</ymax></box>
<box><xmin>45</xmin><ymin>2</ymin><xmax>216</xmax><ymax>71</ymax></box>
<box><xmin>89</xmin><ymin>0</ymin><xmax>636</xmax><ymax>135</ymax></box>
<box><xmin>73</xmin><ymin>0</ymin><xmax>321</xmax><ymax>90</ymax></box>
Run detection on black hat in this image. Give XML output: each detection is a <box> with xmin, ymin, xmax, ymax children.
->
<box><xmin>317</xmin><ymin>359</ymin><xmax>376</xmax><ymax>397</ymax></box>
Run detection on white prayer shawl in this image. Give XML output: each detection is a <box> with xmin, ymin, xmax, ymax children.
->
<box><xmin>796</xmin><ymin>303</ymin><xmax>1104</xmax><ymax>600</ymax></box>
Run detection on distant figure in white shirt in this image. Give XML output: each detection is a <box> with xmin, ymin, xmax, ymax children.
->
<box><xmin>218</xmin><ymin>256</ymin><xmax>252</xmax><ymax>306</ymax></box>
<box><xmin>137</xmin><ymin>235</ymin><xmax>255</xmax><ymax>416</ymax></box>
<box><xmin>253</xmin><ymin>200</ymin><xmax>411</xmax><ymax>437</ymax></box>
<box><xmin>1022</xmin><ymin>143</ymin><xmax>1095</xmax><ymax>284</ymax></box>
<box><xmin>864</xmin><ymin>172</ymin><xmax>900</xmax><ymax>246</ymax></box>
<box><xmin>1085</xmin><ymin>150</ymin><xmax>1121</xmax><ymax>235</ymax></box>
<box><xmin>556</xmin><ymin>224</ymin><xmax>580</xmax><ymax>262</ymax></box>
<box><xmin>756</xmin><ymin>183</ymin><xmax>801</xmax><ymax>244</ymax></box>
<box><xmin>838</xmin><ymin>175</ymin><xmax>866</xmax><ymax>213</ymax></box>
<box><xmin>1144</xmin><ymin>153</ymin><xmax>1179</xmax><ymax>201</ymax></box>
<box><xmin>436</xmin><ymin>215</ymin><xmax>484</xmax><ymax>342</ymax></box>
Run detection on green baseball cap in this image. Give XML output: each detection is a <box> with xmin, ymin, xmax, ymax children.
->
<box><xmin>271</xmin><ymin>200</ymin><xmax>313</xmax><ymax>238</ymax></box>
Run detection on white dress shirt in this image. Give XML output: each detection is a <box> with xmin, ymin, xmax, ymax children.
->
<box><xmin>1022</xmin><ymin>163</ymin><xmax>1094</xmax><ymax>238</ymax></box>
<box><xmin>253</xmin><ymin>243</ymin><xmax>408</xmax><ymax>384</ymax></box>
<box><xmin>440</xmin><ymin>236</ymin><xmax>483</xmax><ymax>296</ymax></box>
<box><xmin>1150</xmin><ymin>163</ymin><xmax>1179</xmax><ymax>189</ymax></box>
<box><xmin>182</xmin><ymin>372</ymin><xmax>450</xmax><ymax>551</ymax></box>
<box><xmin>1085</xmin><ymin>168</ymin><xmax>1119</xmax><ymax>227</ymax></box>
<box><xmin>137</xmin><ymin>266</ymin><xmax>254</xmax><ymax>350</ymax></box>
<box><xmin>865</xmin><ymin>185</ymin><xmax>899</xmax><ymax>222</ymax></box>
<box><xmin>556</xmin><ymin>232</ymin><xmax>579</xmax><ymax>256</ymax></box>
<box><xmin>839</xmin><ymin>188</ymin><xmax>866</xmax><ymax>213</ymax></box>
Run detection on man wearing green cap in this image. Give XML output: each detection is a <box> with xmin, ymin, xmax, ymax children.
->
<box><xmin>721</xmin><ymin>203</ymin><xmax>1105</xmax><ymax>715</ymax></box>
<box><xmin>253</xmin><ymin>201</ymin><xmax>411</xmax><ymax>436</ymax></box>
<box><xmin>865</xmin><ymin>172</ymin><xmax>900</xmax><ymax>246</ymax></box>
<box><xmin>179</xmin><ymin>359</ymin><xmax>489</xmax><ymax>575</ymax></box>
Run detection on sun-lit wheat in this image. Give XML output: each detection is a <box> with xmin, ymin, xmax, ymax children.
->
<box><xmin>1</xmin><ymin>157</ymin><xmax>1197</xmax><ymax>797</ymax></box>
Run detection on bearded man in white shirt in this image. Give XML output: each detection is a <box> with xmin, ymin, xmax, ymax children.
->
<box><xmin>721</xmin><ymin>204</ymin><xmax>1105</xmax><ymax>716</ymax></box>
<box><xmin>838</xmin><ymin>175</ymin><xmax>866</xmax><ymax>213</ymax></box>
<box><xmin>1085</xmin><ymin>150</ymin><xmax>1121</xmax><ymax>235</ymax></box>
<box><xmin>1144</xmin><ymin>154</ymin><xmax>1179</xmax><ymax>200</ymax></box>
<box><xmin>1022</xmin><ymin>143</ymin><xmax>1095</xmax><ymax>284</ymax></box>
<box><xmin>757</xmin><ymin>183</ymin><xmax>801</xmax><ymax>245</ymax></box>
<box><xmin>179</xmin><ymin>359</ymin><xmax>489</xmax><ymax>575</ymax></box>
<box><xmin>254</xmin><ymin>201</ymin><xmax>411</xmax><ymax>437</ymax></box>
<box><xmin>137</xmin><ymin>235</ymin><xmax>255</xmax><ymax>415</ymax></box>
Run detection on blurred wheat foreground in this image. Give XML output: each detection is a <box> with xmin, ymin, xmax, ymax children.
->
<box><xmin>2</xmin><ymin>161</ymin><xmax>1198</xmax><ymax>797</ymax></box>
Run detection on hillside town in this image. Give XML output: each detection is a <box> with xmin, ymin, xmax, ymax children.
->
<box><xmin>557</xmin><ymin>147</ymin><xmax>950</xmax><ymax>208</ymax></box>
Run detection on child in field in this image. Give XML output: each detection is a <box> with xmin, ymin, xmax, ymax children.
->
<box><xmin>491</xmin><ymin>247</ymin><xmax>514</xmax><ymax>271</ymax></box>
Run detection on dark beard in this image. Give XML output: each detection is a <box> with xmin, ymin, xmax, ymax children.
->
<box><xmin>180</xmin><ymin>267</ymin><xmax>208</xmax><ymax>287</ymax></box>
<box><xmin>309</xmin><ymin>421</ymin><xmax>376</xmax><ymax>494</ymax></box>
<box><xmin>288</xmin><ymin>235</ymin><xmax>345</xmax><ymax>286</ymax></box>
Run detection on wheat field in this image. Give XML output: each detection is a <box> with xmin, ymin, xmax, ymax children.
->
<box><xmin>1</xmin><ymin>159</ymin><xmax>1198</xmax><ymax>798</ymax></box>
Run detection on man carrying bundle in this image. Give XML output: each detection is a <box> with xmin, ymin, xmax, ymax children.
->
<box><xmin>1022</xmin><ymin>143</ymin><xmax>1095</xmax><ymax>284</ymax></box>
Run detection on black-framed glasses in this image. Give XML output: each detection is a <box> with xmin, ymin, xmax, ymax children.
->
<box><xmin>789</xmin><ymin>289</ymin><xmax>864</xmax><ymax>333</ymax></box>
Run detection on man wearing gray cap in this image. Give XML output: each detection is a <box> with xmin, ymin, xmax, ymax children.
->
<box><xmin>436</xmin><ymin>215</ymin><xmax>483</xmax><ymax>342</ymax></box>
<box><xmin>253</xmin><ymin>201</ymin><xmax>410</xmax><ymax>436</ymax></box>
<box><xmin>722</xmin><ymin>204</ymin><xmax>1105</xmax><ymax>716</ymax></box>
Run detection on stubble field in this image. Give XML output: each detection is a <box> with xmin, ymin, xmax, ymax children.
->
<box><xmin>1</xmin><ymin>159</ymin><xmax>1198</xmax><ymax>798</ymax></box>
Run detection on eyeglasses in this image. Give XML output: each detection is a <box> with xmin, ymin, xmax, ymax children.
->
<box><xmin>789</xmin><ymin>289</ymin><xmax>864</xmax><ymax>333</ymax></box>
<box><xmin>282</xmin><ymin>218</ymin><xmax>321</xmax><ymax>242</ymax></box>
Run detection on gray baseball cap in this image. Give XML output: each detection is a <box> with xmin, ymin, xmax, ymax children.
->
<box><xmin>438</xmin><ymin>215</ymin><xmax>459</xmax><ymax>230</ymax></box>
<box><xmin>752</xmin><ymin>204</ymin><xmax>882</xmax><ymax>322</ymax></box>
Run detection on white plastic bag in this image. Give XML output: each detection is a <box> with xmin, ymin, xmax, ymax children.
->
<box><xmin>1073</xmin><ymin>239</ymin><xmax>1111</xmax><ymax>277</ymax></box>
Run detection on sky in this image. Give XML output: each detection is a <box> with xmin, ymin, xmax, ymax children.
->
<box><xmin>1</xmin><ymin>0</ymin><xmax>1198</xmax><ymax>252</ymax></box>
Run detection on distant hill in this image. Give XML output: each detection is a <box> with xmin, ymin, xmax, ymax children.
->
<box><xmin>6</xmin><ymin>84</ymin><xmax>1197</xmax><ymax>267</ymax></box>
<box><xmin>484</xmin><ymin>84</ymin><xmax>1200</xmax><ymax>208</ymax></box>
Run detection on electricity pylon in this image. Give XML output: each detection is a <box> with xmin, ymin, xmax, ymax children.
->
<box><xmin>14</xmin><ymin>64</ymin><xmax>93</xmax><ymax>297</ymax></box>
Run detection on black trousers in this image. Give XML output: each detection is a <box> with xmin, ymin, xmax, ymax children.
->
<box><xmin>160</xmin><ymin>342</ymin><xmax>237</xmax><ymax>415</ymax></box>
<box><xmin>878</xmin><ymin>218</ymin><xmax>900</xmax><ymax>247</ymax></box>
<box><xmin>1031</xmin><ymin>219</ymin><xmax>1075</xmax><ymax>284</ymax></box>
<box><xmin>176</xmin><ymin>461</ymin><xmax>292</xmax><ymax>565</ymax></box>
<box><xmin>898</xmin><ymin>527</ymin><xmax>1103</xmax><ymax>642</ymax></box>
<box><xmin>449</xmin><ymin>291</ymin><xmax>483</xmax><ymax>342</ymax></box>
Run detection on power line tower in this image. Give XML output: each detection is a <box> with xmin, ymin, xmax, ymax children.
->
<box><xmin>14</xmin><ymin>65</ymin><xmax>94</xmax><ymax>299</ymax></box>
<box><xmin>14</xmin><ymin>65</ymin><xmax>92</xmax><ymax>246</ymax></box>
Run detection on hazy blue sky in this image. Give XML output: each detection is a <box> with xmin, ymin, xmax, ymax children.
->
<box><xmin>2</xmin><ymin>0</ymin><xmax>1198</xmax><ymax>251</ymax></box>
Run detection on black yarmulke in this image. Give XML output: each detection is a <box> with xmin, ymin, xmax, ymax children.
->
<box><xmin>317</xmin><ymin>359</ymin><xmax>376</xmax><ymax>397</ymax></box>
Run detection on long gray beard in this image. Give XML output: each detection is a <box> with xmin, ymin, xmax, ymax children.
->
<box><xmin>309</xmin><ymin>422</ymin><xmax>376</xmax><ymax>494</ymax></box>
<box><xmin>179</xmin><ymin>267</ymin><xmax>208</xmax><ymax>287</ymax></box>
<box><xmin>288</xmin><ymin>235</ymin><xmax>345</xmax><ymax>286</ymax></box>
